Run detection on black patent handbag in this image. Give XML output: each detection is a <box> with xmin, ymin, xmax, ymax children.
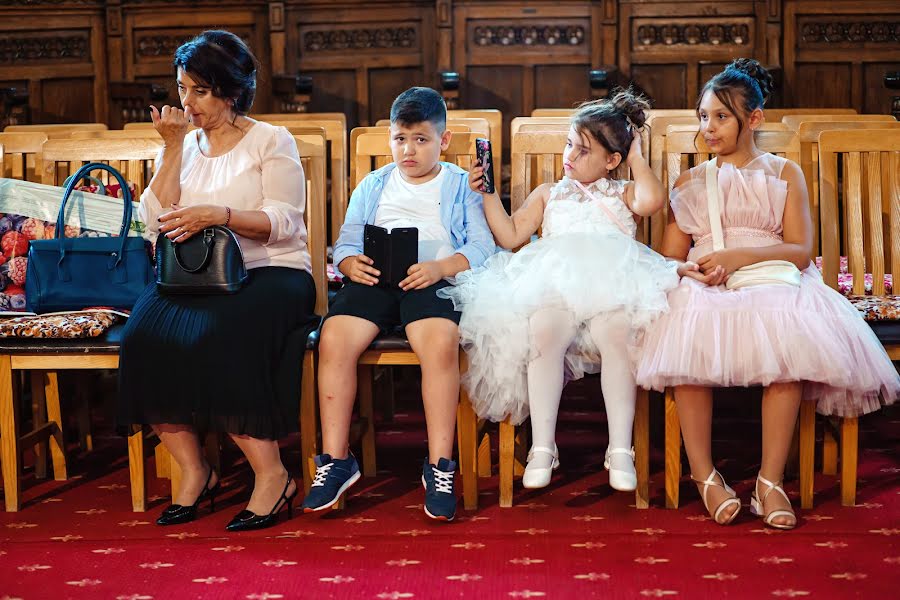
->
<box><xmin>155</xmin><ymin>226</ymin><xmax>248</xmax><ymax>294</ymax></box>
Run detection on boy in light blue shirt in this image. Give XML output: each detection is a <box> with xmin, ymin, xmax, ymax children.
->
<box><xmin>302</xmin><ymin>87</ymin><xmax>495</xmax><ymax>521</ymax></box>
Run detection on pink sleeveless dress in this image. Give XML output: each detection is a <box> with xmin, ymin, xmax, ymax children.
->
<box><xmin>635</xmin><ymin>154</ymin><xmax>898</xmax><ymax>417</ymax></box>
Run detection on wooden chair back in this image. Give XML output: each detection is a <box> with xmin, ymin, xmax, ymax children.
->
<box><xmin>40</xmin><ymin>138</ymin><xmax>164</xmax><ymax>198</ymax></box>
<box><xmin>449</xmin><ymin>109</ymin><xmax>503</xmax><ymax>184</ymax></box>
<box><xmin>764</xmin><ymin>108</ymin><xmax>856</xmax><ymax>121</ymax></box>
<box><xmin>531</xmin><ymin>108</ymin><xmax>576</xmax><ymax>117</ymax></box>
<box><xmin>292</xmin><ymin>133</ymin><xmax>328</xmax><ymax>316</ymax></box>
<box><xmin>818</xmin><ymin>130</ymin><xmax>900</xmax><ymax>297</ymax></box>
<box><xmin>0</xmin><ymin>132</ymin><xmax>48</xmax><ymax>181</ymax></box>
<box><xmin>71</xmin><ymin>130</ymin><xmax>163</xmax><ymax>139</ymax></box>
<box><xmin>655</xmin><ymin>125</ymin><xmax>800</xmax><ymax>252</ymax></box>
<box><xmin>349</xmin><ymin>125</ymin><xmax>477</xmax><ymax>190</ymax></box>
<box><xmin>782</xmin><ymin>114</ymin><xmax>896</xmax><ymax>130</ymax></box>
<box><xmin>353</xmin><ymin>131</ymin><xmax>478</xmax><ymax>188</ymax></box>
<box><xmin>510</xmin><ymin>127</ymin><xmax>653</xmax><ymax>243</ymax></box>
<box><xmin>250</xmin><ymin>112</ymin><xmax>348</xmax><ymax>132</ymax></box>
<box><xmin>645</xmin><ymin>109</ymin><xmax>699</xmax><ymax>127</ymax></box>
<box><xmin>5</xmin><ymin>123</ymin><xmax>108</xmax><ymax>135</ymax></box>
<box><xmin>796</xmin><ymin>121</ymin><xmax>900</xmax><ymax>254</ymax></box>
<box><xmin>259</xmin><ymin>118</ymin><xmax>348</xmax><ymax>244</ymax></box>
<box><xmin>374</xmin><ymin>117</ymin><xmax>490</xmax><ymax>139</ymax></box>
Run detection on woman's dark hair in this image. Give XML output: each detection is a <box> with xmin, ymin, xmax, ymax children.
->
<box><xmin>697</xmin><ymin>58</ymin><xmax>774</xmax><ymax>135</ymax></box>
<box><xmin>571</xmin><ymin>88</ymin><xmax>649</xmax><ymax>158</ymax></box>
<box><xmin>173</xmin><ymin>30</ymin><xmax>260</xmax><ymax>115</ymax></box>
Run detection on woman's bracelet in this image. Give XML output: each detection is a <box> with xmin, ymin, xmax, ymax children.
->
<box><xmin>223</xmin><ymin>206</ymin><xmax>232</xmax><ymax>228</ymax></box>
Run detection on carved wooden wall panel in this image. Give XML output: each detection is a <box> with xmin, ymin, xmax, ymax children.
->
<box><xmin>0</xmin><ymin>1</ymin><xmax>897</xmax><ymax>126</ymax></box>
<box><xmin>1</xmin><ymin>5</ymin><xmax>107</xmax><ymax>123</ymax></box>
<box><xmin>285</xmin><ymin>1</ymin><xmax>434</xmax><ymax>127</ymax></box>
<box><xmin>784</xmin><ymin>1</ymin><xmax>899</xmax><ymax>114</ymax></box>
<box><xmin>618</xmin><ymin>1</ymin><xmax>768</xmax><ymax>109</ymax></box>
<box><xmin>118</xmin><ymin>4</ymin><xmax>271</xmax><ymax>113</ymax></box>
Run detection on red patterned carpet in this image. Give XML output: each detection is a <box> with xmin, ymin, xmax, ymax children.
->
<box><xmin>1</xmin><ymin>379</ymin><xmax>898</xmax><ymax>600</ymax></box>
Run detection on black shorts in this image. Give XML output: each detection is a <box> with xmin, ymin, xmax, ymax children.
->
<box><xmin>327</xmin><ymin>278</ymin><xmax>461</xmax><ymax>335</ymax></box>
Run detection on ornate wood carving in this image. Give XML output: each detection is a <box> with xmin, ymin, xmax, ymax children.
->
<box><xmin>0</xmin><ymin>32</ymin><xmax>90</xmax><ymax>64</ymax></box>
<box><xmin>798</xmin><ymin>18</ymin><xmax>899</xmax><ymax>46</ymax></box>
<box><xmin>301</xmin><ymin>26</ymin><xmax>418</xmax><ymax>53</ymax></box>
<box><xmin>472</xmin><ymin>24</ymin><xmax>587</xmax><ymax>47</ymax></box>
<box><xmin>632</xmin><ymin>18</ymin><xmax>753</xmax><ymax>49</ymax></box>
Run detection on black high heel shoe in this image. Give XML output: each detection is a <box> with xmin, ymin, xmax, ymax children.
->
<box><xmin>156</xmin><ymin>468</ymin><xmax>219</xmax><ymax>526</ymax></box>
<box><xmin>225</xmin><ymin>475</ymin><xmax>297</xmax><ymax>532</ymax></box>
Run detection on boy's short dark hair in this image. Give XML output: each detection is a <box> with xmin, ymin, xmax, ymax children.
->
<box><xmin>390</xmin><ymin>87</ymin><xmax>447</xmax><ymax>132</ymax></box>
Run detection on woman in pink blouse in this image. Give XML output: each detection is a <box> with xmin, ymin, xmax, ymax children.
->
<box><xmin>117</xmin><ymin>31</ymin><xmax>318</xmax><ymax>532</ymax></box>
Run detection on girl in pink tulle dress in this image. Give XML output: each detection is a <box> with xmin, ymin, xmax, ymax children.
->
<box><xmin>636</xmin><ymin>59</ymin><xmax>898</xmax><ymax>530</ymax></box>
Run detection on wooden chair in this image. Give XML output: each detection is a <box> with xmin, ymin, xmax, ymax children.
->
<box><xmin>5</xmin><ymin>123</ymin><xmax>108</xmax><ymax>135</ymax></box>
<box><xmin>0</xmin><ymin>132</ymin><xmax>47</xmax><ymax>181</ymax></box>
<box><xmin>503</xmin><ymin>129</ymin><xmax>652</xmax><ymax>509</ymax></box>
<box><xmin>792</xmin><ymin>121</ymin><xmax>900</xmax><ymax>255</ymax></box>
<box><xmin>0</xmin><ymin>138</ymin><xmax>161</xmax><ymax>512</ymax></box>
<box><xmin>764</xmin><ymin>108</ymin><xmax>856</xmax><ymax>122</ymax></box>
<box><xmin>660</xmin><ymin>127</ymin><xmax>820</xmax><ymax>511</ymax></box>
<box><xmin>300</xmin><ymin>130</ymin><xmax>482</xmax><ymax>511</ymax></box>
<box><xmin>375</xmin><ymin>117</ymin><xmax>490</xmax><ymax>139</ymax></box>
<box><xmin>782</xmin><ymin>114</ymin><xmax>896</xmax><ymax>130</ymax></box>
<box><xmin>449</xmin><ymin>109</ymin><xmax>503</xmax><ymax>186</ymax></box>
<box><xmin>818</xmin><ymin>129</ymin><xmax>900</xmax><ymax>507</ymax></box>
<box><xmin>349</xmin><ymin>124</ymin><xmax>477</xmax><ymax>190</ymax></box>
<box><xmin>256</xmin><ymin>116</ymin><xmax>348</xmax><ymax>245</ymax></box>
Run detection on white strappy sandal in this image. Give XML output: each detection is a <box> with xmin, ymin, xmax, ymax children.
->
<box><xmin>750</xmin><ymin>474</ymin><xmax>797</xmax><ymax>530</ymax></box>
<box><xmin>604</xmin><ymin>447</ymin><xmax>637</xmax><ymax>492</ymax></box>
<box><xmin>692</xmin><ymin>469</ymin><xmax>742</xmax><ymax>525</ymax></box>
<box><xmin>522</xmin><ymin>445</ymin><xmax>560</xmax><ymax>489</ymax></box>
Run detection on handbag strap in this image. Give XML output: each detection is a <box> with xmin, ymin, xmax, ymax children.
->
<box><xmin>173</xmin><ymin>228</ymin><xmax>217</xmax><ymax>273</ymax></box>
<box><xmin>572</xmin><ymin>179</ymin><xmax>631</xmax><ymax>236</ymax></box>
<box><xmin>705</xmin><ymin>159</ymin><xmax>725</xmax><ymax>252</ymax></box>
<box><xmin>57</xmin><ymin>162</ymin><xmax>134</xmax><ymax>267</ymax></box>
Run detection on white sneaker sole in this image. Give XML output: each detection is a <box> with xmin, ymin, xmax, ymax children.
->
<box><xmin>304</xmin><ymin>470</ymin><xmax>361</xmax><ymax>512</ymax></box>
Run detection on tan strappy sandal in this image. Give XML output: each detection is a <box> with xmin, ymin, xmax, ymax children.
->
<box><xmin>750</xmin><ymin>474</ymin><xmax>796</xmax><ymax>530</ymax></box>
<box><xmin>692</xmin><ymin>469</ymin><xmax>742</xmax><ymax>525</ymax></box>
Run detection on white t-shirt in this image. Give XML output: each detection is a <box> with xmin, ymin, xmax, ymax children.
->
<box><xmin>139</xmin><ymin>121</ymin><xmax>311</xmax><ymax>272</ymax></box>
<box><xmin>374</xmin><ymin>166</ymin><xmax>455</xmax><ymax>262</ymax></box>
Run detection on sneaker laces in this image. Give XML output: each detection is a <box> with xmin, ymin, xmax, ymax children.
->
<box><xmin>311</xmin><ymin>463</ymin><xmax>333</xmax><ymax>487</ymax></box>
<box><xmin>432</xmin><ymin>468</ymin><xmax>454</xmax><ymax>494</ymax></box>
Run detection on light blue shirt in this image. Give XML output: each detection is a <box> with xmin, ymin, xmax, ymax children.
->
<box><xmin>333</xmin><ymin>161</ymin><xmax>496</xmax><ymax>276</ymax></box>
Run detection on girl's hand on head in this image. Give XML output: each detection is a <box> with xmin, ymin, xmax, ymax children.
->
<box><xmin>468</xmin><ymin>165</ymin><xmax>485</xmax><ymax>194</ymax></box>
<box><xmin>678</xmin><ymin>261</ymin><xmax>727</xmax><ymax>286</ymax></box>
<box><xmin>625</xmin><ymin>129</ymin><xmax>644</xmax><ymax>167</ymax></box>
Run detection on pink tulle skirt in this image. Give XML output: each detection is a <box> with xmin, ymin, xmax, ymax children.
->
<box><xmin>635</xmin><ymin>266</ymin><xmax>899</xmax><ymax>417</ymax></box>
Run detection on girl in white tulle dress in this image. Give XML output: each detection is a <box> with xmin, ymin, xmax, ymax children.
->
<box><xmin>635</xmin><ymin>59</ymin><xmax>898</xmax><ymax>530</ymax></box>
<box><xmin>440</xmin><ymin>92</ymin><xmax>679</xmax><ymax>492</ymax></box>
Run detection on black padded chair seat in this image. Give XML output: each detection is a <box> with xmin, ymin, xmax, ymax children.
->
<box><xmin>869</xmin><ymin>321</ymin><xmax>900</xmax><ymax>346</ymax></box>
<box><xmin>0</xmin><ymin>323</ymin><xmax>125</xmax><ymax>354</ymax></box>
<box><xmin>305</xmin><ymin>322</ymin><xmax>412</xmax><ymax>352</ymax></box>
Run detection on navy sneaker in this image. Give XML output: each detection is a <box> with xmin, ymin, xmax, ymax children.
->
<box><xmin>301</xmin><ymin>453</ymin><xmax>361</xmax><ymax>512</ymax></box>
<box><xmin>421</xmin><ymin>457</ymin><xmax>458</xmax><ymax>522</ymax></box>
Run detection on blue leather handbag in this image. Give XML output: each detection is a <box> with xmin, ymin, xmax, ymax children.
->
<box><xmin>25</xmin><ymin>163</ymin><xmax>154</xmax><ymax>313</ymax></box>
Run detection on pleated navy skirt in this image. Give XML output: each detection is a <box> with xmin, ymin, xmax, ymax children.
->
<box><xmin>117</xmin><ymin>266</ymin><xmax>318</xmax><ymax>440</ymax></box>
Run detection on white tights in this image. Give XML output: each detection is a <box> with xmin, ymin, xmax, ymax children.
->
<box><xmin>526</xmin><ymin>308</ymin><xmax>636</xmax><ymax>472</ymax></box>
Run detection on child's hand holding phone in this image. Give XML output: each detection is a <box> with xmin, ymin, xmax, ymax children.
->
<box><xmin>474</xmin><ymin>138</ymin><xmax>495</xmax><ymax>194</ymax></box>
